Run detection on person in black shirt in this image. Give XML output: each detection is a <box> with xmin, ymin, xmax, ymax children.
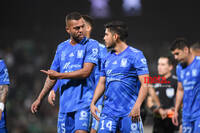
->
<box><xmin>147</xmin><ymin>56</ymin><xmax>178</xmax><ymax>133</ymax></box>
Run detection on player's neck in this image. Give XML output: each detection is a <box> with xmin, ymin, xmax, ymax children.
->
<box><xmin>114</xmin><ymin>41</ymin><xmax>128</xmax><ymax>55</ymax></box>
<box><xmin>186</xmin><ymin>53</ymin><xmax>195</xmax><ymax>65</ymax></box>
<box><xmin>163</xmin><ymin>72</ymin><xmax>171</xmax><ymax>79</ymax></box>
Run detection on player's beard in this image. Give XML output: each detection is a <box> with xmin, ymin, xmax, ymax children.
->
<box><xmin>106</xmin><ymin>42</ymin><xmax>116</xmax><ymax>50</ymax></box>
<box><xmin>71</xmin><ymin>33</ymin><xmax>84</xmax><ymax>43</ymax></box>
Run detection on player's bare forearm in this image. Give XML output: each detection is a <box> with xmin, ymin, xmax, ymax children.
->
<box><xmin>37</xmin><ymin>76</ymin><xmax>56</xmax><ymax>101</ymax></box>
<box><xmin>174</xmin><ymin>82</ymin><xmax>183</xmax><ymax>112</ymax></box>
<box><xmin>91</xmin><ymin>76</ymin><xmax>106</xmax><ymax>105</ymax></box>
<box><xmin>135</xmin><ymin>74</ymin><xmax>149</xmax><ymax>107</ymax></box>
<box><xmin>0</xmin><ymin>85</ymin><xmax>8</xmax><ymax>104</ymax></box>
<box><xmin>58</xmin><ymin>63</ymin><xmax>95</xmax><ymax>79</ymax></box>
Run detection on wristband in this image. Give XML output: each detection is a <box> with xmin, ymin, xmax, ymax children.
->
<box><xmin>0</xmin><ymin>102</ymin><xmax>4</xmax><ymax>111</ymax></box>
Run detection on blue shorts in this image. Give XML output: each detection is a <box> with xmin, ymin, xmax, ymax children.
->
<box><xmin>91</xmin><ymin>104</ymin><xmax>103</xmax><ymax>131</ymax></box>
<box><xmin>0</xmin><ymin>127</ymin><xmax>8</xmax><ymax>133</ymax></box>
<box><xmin>57</xmin><ymin>107</ymin><xmax>90</xmax><ymax>133</ymax></box>
<box><xmin>98</xmin><ymin>113</ymin><xmax>143</xmax><ymax>133</ymax></box>
<box><xmin>182</xmin><ymin>118</ymin><xmax>200</xmax><ymax>133</ymax></box>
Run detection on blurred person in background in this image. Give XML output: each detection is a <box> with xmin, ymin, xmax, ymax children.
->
<box><xmin>90</xmin><ymin>20</ymin><xmax>149</xmax><ymax>132</ymax></box>
<box><xmin>0</xmin><ymin>59</ymin><xmax>10</xmax><ymax>133</ymax></box>
<box><xmin>190</xmin><ymin>41</ymin><xmax>200</xmax><ymax>56</ymax></box>
<box><xmin>171</xmin><ymin>38</ymin><xmax>200</xmax><ymax>133</ymax></box>
<box><xmin>31</xmin><ymin>12</ymin><xmax>99</xmax><ymax>133</ymax></box>
<box><xmin>146</xmin><ymin>56</ymin><xmax>178</xmax><ymax>133</ymax></box>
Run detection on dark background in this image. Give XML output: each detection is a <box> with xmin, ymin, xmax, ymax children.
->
<box><xmin>0</xmin><ymin>0</ymin><xmax>199</xmax><ymax>132</ymax></box>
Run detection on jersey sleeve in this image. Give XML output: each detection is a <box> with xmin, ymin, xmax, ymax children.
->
<box><xmin>84</xmin><ymin>41</ymin><xmax>99</xmax><ymax>65</ymax></box>
<box><xmin>52</xmin><ymin>80</ymin><xmax>60</xmax><ymax>92</ymax></box>
<box><xmin>176</xmin><ymin>65</ymin><xmax>182</xmax><ymax>82</ymax></box>
<box><xmin>132</xmin><ymin>51</ymin><xmax>149</xmax><ymax>75</ymax></box>
<box><xmin>50</xmin><ymin>46</ymin><xmax>60</xmax><ymax>72</ymax></box>
<box><xmin>100</xmin><ymin>58</ymin><xmax>106</xmax><ymax>77</ymax></box>
<box><xmin>0</xmin><ymin>60</ymin><xmax>10</xmax><ymax>85</ymax></box>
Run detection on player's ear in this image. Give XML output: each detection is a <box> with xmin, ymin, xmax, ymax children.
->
<box><xmin>66</xmin><ymin>26</ymin><xmax>70</xmax><ymax>34</ymax></box>
<box><xmin>113</xmin><ymin>33</ymin><xmax>119</xmax><ymax>41</ymax></box>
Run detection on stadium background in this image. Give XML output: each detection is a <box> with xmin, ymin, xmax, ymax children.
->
<box><xmin>0</xmin><ymin>0</ymin><xmax>200</xmax><ymax>132</ymax></box>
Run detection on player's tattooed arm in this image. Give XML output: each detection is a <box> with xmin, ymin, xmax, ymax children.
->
<box><xmin>37</xmin><ymin>76</ymin><xmax>56</xmax><ymax>101</ymax></box>
<box><xmin>31</xmin><ymin>76</ymin><xmax>56</xmax><ymax>114</ymax></box>
<box><xmin>0</xmin><ymin>85</ymin><xmax>8</xmax><ymax>104</ymax></box>
<box><xmin>41</xmin><ymin>63</ymin><xmax>95</xmax><ymax>79</ymax></box>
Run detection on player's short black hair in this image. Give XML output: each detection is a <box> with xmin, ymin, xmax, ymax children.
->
<box><xmin>159</xmin><ymin>56</ymin><xmax>174</xmax><ymax>66</ymax></box>
<box><xmin>191</xmin><ymin>41</ymin><xmax>200</xmax><ymax>50</ymax></box>
<box><xmin>82</xmin><ymin>15</ymin><xmax>94</xmax><ymax>28</ymax></box>
<box><xmin>105</xmin><ymin>21</ymin><xmax>128</xmax><ymax>41</ymax></box>
<box><xmin>170</xmin><ymin>38</ymin><xmax>190</xmax><ymax>51</ymax></box>
<box><xmin>65</xmin><ymin>12</ymin><xmax>82</xmax><ymax>23</ymax></box>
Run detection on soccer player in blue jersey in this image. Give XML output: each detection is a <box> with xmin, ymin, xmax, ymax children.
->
<box><xmin>47</xmin><ymin>14</ymin><xmax>108</xmax><ymax>133</ymax></box>
<box><xmin>31</xmin><ymin>12</ymin><xmax>99</xmax><ymax>133</ymax></box>
<box><xmin>0</xmin><ymin>59</ymin><xmax>9</xmax><ymax>133</ymax></box>
<box><xmin>90</xmin><ymin>21</ymin><xmax>149</xmax><ymax>132</ymax></box>
<box><xmin>171</xmin><ymin>38</ymin><xmax>200</xmax><ymax>133</ymax></box>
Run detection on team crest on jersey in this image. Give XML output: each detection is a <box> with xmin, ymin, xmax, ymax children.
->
<box><xmin>192</xmin><ymin>69</ymin><xmax>197</xmax><ymax>77</ymax></box>
<box><xmin>61</xmin><ymin>51</ymin><xmax>66</xmax><ymax>61</ymax></box>
<box><xmin>120</xmin><ymin>58</ymin><xmax>127</xmax><ymax>67</ymax></box>
<box><xmin>92</xmin><ymin>48</ymin><xmax>98</xmax><ymax>55</ymax></box>
<box><xmin>77</xmin><ymin>50</ymin><xmax>83</xmax><ymax>58</ymax></box>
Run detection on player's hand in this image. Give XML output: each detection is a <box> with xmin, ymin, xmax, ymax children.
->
<box><xmin>158</xmin><ymin>108</ymin><xmax>167</xmax><ymax>119</ymax></box>
<box><xmin>31</xmin><ymin>99</ymin><xmax>41</xmax><ymax>114</ymax></box>
<box><xmin>40</xmin><ymin>70</ymin><xmax>60</xmax><ymax>78</ymax></box>
<box><xmin>0</xmin><ymin>110</ymin><xmax>2</xmax><ymax>120</ymax></box>
<box><xmin>172</xmin><ymin>110</ymin><xmax>179</xmax><ymax>126</ymax></box>
<box><xmin>129</xmin><ymin>104</ymin><xmax>140</xmax><ymax>122</ymax></box>
<box><xmin>90</xmin><ymin>103</ymin><xmax>100</xmax><ymax>121</ymax></box>
<box><xmin>48</xmin><ymin>90</ymin><xmax>56</xmax><ymax>106</ymax></box>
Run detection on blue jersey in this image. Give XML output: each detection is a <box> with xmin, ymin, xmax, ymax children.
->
<box><xmin>0</xmin><ymin>59</ymin><xmax>10</xmax><ymax>128</ymax></box>
<box><xmin>52</xmin><ymin>80</ymin><xmax>60</xmax><ymax>92</ymax></box>
<box><xmin>100</xmin><ymin>46</ymin><xmax>149</xmax><ymax>117</ymax></box>
<box><xmin>50</xmin><ymin>37</ymin><xmax>99</xmax><ymax>113</ymax></box>
<box><xmin>94</xmin><ymin>43</ymin><xmax>108</xmax><ymax>105</ymax></box>
<box><xmin>176</xmin><ymin>56</ymin><xmax>200</xmax><ymax>121</ymax></box>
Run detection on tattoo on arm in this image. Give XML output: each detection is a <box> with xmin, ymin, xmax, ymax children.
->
<box><xmin>38</xmin><ymin>76</ymin><xmax>56</xmax><ymax>101</ymax></box>
<box><xmin>0</xmin><ymin>85</ymin><xmax>8</xmax><ymax>104</ymax></box>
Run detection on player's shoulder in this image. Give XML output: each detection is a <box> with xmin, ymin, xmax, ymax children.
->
<box><xmin>87</xmin><ymin>38</ymin><xmax>99</xmax><ymax>45</ymax></box>
<box><xmin>0</xmin><ymin>59</ymin><xmax>6</xmax><ymax>70</ymax></box>
<box><xmin>128</xmin><ymin>46</ymin><xmax>144</xmax><ymax>58</ymax></box>
<box><xmin>128</xmin><ymin>46</ymin><xmax>142</xmax><ymax>53</ymax></box>
<box><xmin>98</xmin><ymin>43</ymin><xmax>106</xmax><ymax>48</ymax></box>
<box><xmin>57</xmin><ymin>40</ymin><xmax>70</xmax><ymax>49</ymax></box>
<box><xmin>195</xmin><ymin>56</ymin><xmax>200</xmax><ymax>60</ymax></box>
<box><xmin>176</xmin><ymin>63</ymin><xmax>182</xmax><ymax>71</ymax></box>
